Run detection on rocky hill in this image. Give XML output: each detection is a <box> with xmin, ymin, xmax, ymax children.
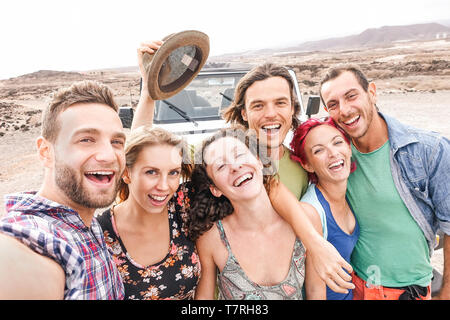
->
<box><xmin>215</xmin><ymin>22</ymin><xmax>450</xmax><ymax>57</ymax></box>
<box><xmin>289</xmin><ymin>23</ymin><xmax>450</xmax><ymax>52</ymax></box>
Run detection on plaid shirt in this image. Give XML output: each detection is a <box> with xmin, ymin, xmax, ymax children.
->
<box><xmin>0</xmin><ymin>192</ymin><xmax>124</xmax><ymax>300</ymax></box>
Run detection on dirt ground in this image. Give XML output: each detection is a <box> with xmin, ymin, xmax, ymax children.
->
<box><xmin>0</xmin><ymin>39</ymin><xmax>448</xmax><ymax>274</ymax></box>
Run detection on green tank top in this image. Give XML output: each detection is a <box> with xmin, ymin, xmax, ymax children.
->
<box><xmin>347</xmin><ymin>141</ymin><xmax>432</xmax><ymax>287</ymax></box>
<box><xmin>277</xmin><ymin>146</ymin><xmax>308</xmax><ymax>200</ymax></box>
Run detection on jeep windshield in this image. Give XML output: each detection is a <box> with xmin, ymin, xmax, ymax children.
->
<box><xmin>153</xmin><ymin>69</ymin><xmax>248</xmax><ymax>124</ymax></box>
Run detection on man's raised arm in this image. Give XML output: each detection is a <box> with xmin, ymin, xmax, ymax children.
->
<box><xmin>131</xmin><ymin>40</ymin><xmax>163</xmax><ymax>130</ymax></box>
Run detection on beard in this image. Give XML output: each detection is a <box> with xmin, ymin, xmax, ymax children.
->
<box><xmin>354</xmin><ymin>100</ymin><xmax>375</xmax><ymax>140</ymax></box>
<box><xmin>340</xmin><ymin>98</ymin><xmax>375</xmax><ymax>141</ymax></box>
<box><xmin>54</xmin><ymin>162</ymin><xmax>120</xmax><ymax>209</ymax></box>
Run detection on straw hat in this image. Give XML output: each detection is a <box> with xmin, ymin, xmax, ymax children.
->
<box><xmin>142</xmin><ymin>30</ymin><xmax>210</xmax><ymax>100</ymax></box>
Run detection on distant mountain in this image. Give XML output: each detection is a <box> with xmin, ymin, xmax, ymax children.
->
<box><xmin>12</xmin><ymin>70</ymin><xmax>83</xmax><ymax>79</ymax></box>
<box><xmin>437</xmin><ymin>19</ymin><xmax>450</xmax><ymax>27</ymax></box>
<box><xmin>211</xmin><ymin>22</ymin><xmax>450</xmax><ymax>58</ymax></box>
<box><xmin>284</xmin><ymin>23</ymin><xmax>450</xmax><ymax>52</ymax></box>
<box><xmin>3</xmin><ymin>70</ymin><xmax>87</xmax><ymax>84</ymax></box>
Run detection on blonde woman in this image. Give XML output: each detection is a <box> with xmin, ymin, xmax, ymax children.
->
<box><xmin>97</xmin><ymin>126</ymin><xmax>200</xmax><ymax>300</ymax></box>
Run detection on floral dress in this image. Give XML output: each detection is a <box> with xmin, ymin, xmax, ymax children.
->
<box><xmin>97</xmin><ymin>182</ymin><xmax>200</xmax><ymax>300</ymax></box>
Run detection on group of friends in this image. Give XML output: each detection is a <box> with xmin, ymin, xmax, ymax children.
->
<box><xmin>0</xmin><ymin>39</ymin><xmax>448</xmax><ymax>300</ymax></box>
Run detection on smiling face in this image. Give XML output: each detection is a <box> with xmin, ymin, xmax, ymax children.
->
<box><xmin>320</xmin><ymin>71</ymin><xmax>377</xmax><ymax>141</ymax></box>
<box><xmin>52</xmin><ymin>102</ymin><xmax>126</xmax><ymax>209</ymax></box>
<box><xmin>241</xmin><ymin>76</ymin><xmax>294</xmax><ymax>155</ymax></box>
<box><xmin>204</xmin><ymin>136</ymin><xmax>264</xmax><ymax>202</ymax></box>
<box><xmin>124</xmin><ymin>144</ymin><xmax>182</xmax><ymax>214</ymax></box>
<box><xmin>302</xmin><ymin>124</ymin><xmax>352</xmax><ymax>184</ymax></box>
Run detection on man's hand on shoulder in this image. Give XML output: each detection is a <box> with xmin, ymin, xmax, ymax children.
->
<box><xmin>0</xmin><ymin>233</ymin><xmax>65</xmax><ymax>299</ymax></box>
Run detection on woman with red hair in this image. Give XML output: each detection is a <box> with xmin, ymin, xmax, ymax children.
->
<box><xmin>289</xmin><ymin>117</ymin><xmax>359</xmax><ymax>300</ymax></box>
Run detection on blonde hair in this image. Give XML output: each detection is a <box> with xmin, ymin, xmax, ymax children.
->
<box><xmin>117</xmin><ymin>126</ymin><xmax>192</xmax><ymax>202</ymax></box>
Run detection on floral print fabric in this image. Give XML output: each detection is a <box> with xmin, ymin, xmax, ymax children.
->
<box><xmin>97</xmin><ymin>182</ymin><xmax>200</xmax><ymax>300</ymax></box>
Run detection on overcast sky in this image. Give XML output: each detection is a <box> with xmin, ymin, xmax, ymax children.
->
<box><xmin>0</xmin><ymin>0</ymin><xmax>448</xmax><ymax>79</ymax></box>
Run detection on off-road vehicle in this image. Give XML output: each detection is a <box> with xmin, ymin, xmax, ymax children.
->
<box><xmin>119</xmin><ymin>67</ymin><xmax>321</xmax><ymax>146</ymax></box>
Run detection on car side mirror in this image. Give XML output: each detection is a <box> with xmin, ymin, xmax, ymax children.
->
<box><xmin>306</xmin><ymin>96</ymin><xmax>321</xmax><ymax>118</ymax></box>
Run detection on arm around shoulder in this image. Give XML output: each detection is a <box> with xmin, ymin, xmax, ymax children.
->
<box><xmin>300</xmin><ymin>202</ymin><xmax>324</xmax><ymax>237</ymax></box>
<box><xmin>269</xmin><ymin>181</ymin><xmax>318</xmax><ymax>244</ymax></box>
<box><xmin>269</xmin><ymin>181</ymin><xmax>354</xmax><ymax>293</ymax></box>
<box><xmin>0</xmin><ymin>233</ymin><xmax>65</xmax><ymax>299</ymax></box>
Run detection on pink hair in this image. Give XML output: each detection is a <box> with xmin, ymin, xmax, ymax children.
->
<box><xmin>290</xmin><ymin>117</ymin><xmax>356</xmax><ymax>184</ymax></box>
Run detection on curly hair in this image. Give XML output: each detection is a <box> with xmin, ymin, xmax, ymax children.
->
<box><xmin>186</xmin><ymin>126</ymin><xmax>277</xmax><ymax>241</ymax></box>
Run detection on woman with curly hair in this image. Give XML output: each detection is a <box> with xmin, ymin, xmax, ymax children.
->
<box><xmin>187</xmin><ymin>127</ymin><xmax>325</xmax><ymax>300</ymax></box>
<box><xmin>97</xmin><ymin>126</ymin><xmax>201</xmax><ymax>300</ymax></box>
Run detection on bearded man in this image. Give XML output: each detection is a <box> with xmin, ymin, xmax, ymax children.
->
<box><xmin>0</xmin><ymin>81</ymin><xmax>126</xmax><ymax>299</ymax></box>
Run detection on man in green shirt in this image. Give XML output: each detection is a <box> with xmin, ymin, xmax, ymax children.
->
<box><xmin>222</xmin><ymin>63</ymin><xmax>308</xmax><ymax>199</ymax></box>
<box><xmin>319</xmin><ymin>64</ymin><xmax>450</xmax><ymax>300</ymax></box>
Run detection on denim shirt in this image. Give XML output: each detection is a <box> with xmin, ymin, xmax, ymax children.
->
<box><xmin>381</xmin><ymin>112</ymin><xmax>450</xmax><ymax>256</ymax></box>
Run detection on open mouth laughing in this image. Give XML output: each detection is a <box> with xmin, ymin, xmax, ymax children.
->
<box><xmin>84</xmin><ymin>170</ymin><xmax>115</xmax><ymax>185</ymax></box>
<box><xmin>148</xmin><ymin>194</ymin><xmax>169</xmax><ymax>206</ymax></box>
<box><xmin>328</xmin><ymin>159</ymin><xmax>345</xmax><ymax>171</ymax></box>
<box><xmin>342</xmin><ymin>115</ymin><xmax>360</xmax><ymax>128</ymax></box>
<box><xmin>261</xmin><ymin>123</ymin><xmax>281</xmax><ymax>135</ymax></box>
<box><xmin>233</xmin><ymin>173</ymin><xmax>254</xmax><ymax>187</ymax></box>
